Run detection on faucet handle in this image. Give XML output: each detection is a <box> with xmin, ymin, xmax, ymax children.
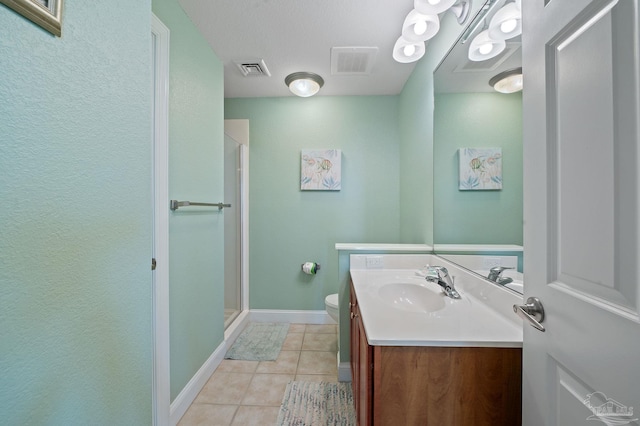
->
<box><xmin>490</xmin><ymin>266</ymin><xmax>514</xmax><ymax>273</ymax></box>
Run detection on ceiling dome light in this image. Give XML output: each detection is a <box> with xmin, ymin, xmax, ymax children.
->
<box><xmin>488</xmin><ymin>2</ymin><xmax>522</xmax><ymax>41</ymax></box>
<box><xmin>468</xmin><ymin>29</ymin><xmax>506</xmax><ymax>61</ymax></box>
<box><xmin>414</xmin><ymin>0</ymin><xmax>456</xmax><ymax>15</ymax></box>
<box><xmin>392</xmin><ymin>36</ymin><xmax>426</xmax><ymax>63</ymax></box>
<box><xmin>401</xmin><ymin>10</ymin><xmax>440</xmax><ymax>43</ymax></box>
<box><xmin>489</xmin><ymin>67</ymin><xmax>523</xmax><ymax>93</ymax></box>
<box><xmin>284</xmin><ymin>72</ymin><xmax>324</xmax><ymax>97</ymax></box>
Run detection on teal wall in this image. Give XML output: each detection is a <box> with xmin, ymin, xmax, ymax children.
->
<box><xmin>152</xmin><ymin>0</ymin><xmax>226</xmax><ymax>402</ymax></box>
<box><xmin>398</xmin><ymin>6</ymin><xmax>485</xmax><ymax>246</ymax></box>
<box><xmin>434</xmin><ymin>92</ymin><xmax>523</xmax><ymax>245</ymax></box>
<box><xmin>0</xmin><ymin>1</ymin><xmax>152</xmax><ymax>424</ymax></box>
<box><xmin>225</xmin><ymin>96</ymin><xmax>401</xmax><ymax>311</ymax></box>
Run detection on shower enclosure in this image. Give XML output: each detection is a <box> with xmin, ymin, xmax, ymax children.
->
<box><xmin>223</xmin><ymin>132</ymin><xmax>246</xmax><ymax>328</ymax></box>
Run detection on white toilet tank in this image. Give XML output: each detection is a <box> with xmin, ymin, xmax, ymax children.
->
<box><xmin>325</xmin><ymin>293</ymin><xmax>339</xmax><ymax>324</ymax></box>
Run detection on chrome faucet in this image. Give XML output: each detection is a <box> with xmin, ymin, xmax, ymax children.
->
<box><xmin>425</xmin><ymin>266</ymin><xmax>461</xmax><ymax>299</ymax></box>
<box><xmin>487</xmin><ymin>266</ymin><xmax>514</xmax><ymax>286</ymax></box>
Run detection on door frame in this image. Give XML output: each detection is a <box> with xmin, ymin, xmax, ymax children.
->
<box><xmin>224</xmin><ymin>120</ymin><xmax>250</xmax><ymax>317</ymax></box>
<box><xmin>152</xmin><ymin>13</ymin><xmax>170</xmax><ymax>426</ymax></box>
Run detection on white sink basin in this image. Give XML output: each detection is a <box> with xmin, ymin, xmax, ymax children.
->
<box><xmin>378</xmin><ymin>283</ymin><xmax>445</xmax><ymax>313</ymax></box>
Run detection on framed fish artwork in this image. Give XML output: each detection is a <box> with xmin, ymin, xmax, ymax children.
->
<box><xmin>301</xmin><ymin>149</ymin><xmax>342</xmax><ymax>191</ymax></box>
<box><xmin>459</xmin><ymin>148</ymin><xmax>502</xmax><ymax>190</ymax></box>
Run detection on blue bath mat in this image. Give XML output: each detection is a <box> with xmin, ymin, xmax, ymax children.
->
<box><xmin>225</xmin><ymin>322</ymin><xmax>290</xmax><ymax>361</ymax></box>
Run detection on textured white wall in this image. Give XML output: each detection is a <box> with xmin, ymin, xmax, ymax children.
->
<box><xmin>0</xmin><ymin>1</ymin><xmax>153</xmax><ymax>424</ymax></box>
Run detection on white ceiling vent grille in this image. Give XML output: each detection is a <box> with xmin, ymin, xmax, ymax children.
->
<box><xmin>234</xmin><ymin>59</ymin><xmax>271</xmax><ymax>77</ymax></box>
<box><xmin>331</xmin><ymin>47</ymin><xmax>378</xmax><ymax>75</ymax></box>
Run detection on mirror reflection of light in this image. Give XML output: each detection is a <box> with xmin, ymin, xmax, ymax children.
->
<box><xmin>500</xmin><ymin>18</ymin><xmax>517</xmax><ymax>34</ymax></box>
<box><xmin>413</xmin><ymin>20</ymin><xmax>427</xmax><ymax>36</ymax></box>
<box><xmin>428</xmin><ymin>0</ymin><xmax>441</xmax><ymax>5</ymax></box>
<box><xmin>479</xmin><ymin>43</ymin><xmax>493</xmax><ymax>55</ymax></box>
<box><xmin>404</xmin><ymin>44</ymin><xmax>416</xmax><ymax>57</ymax></box>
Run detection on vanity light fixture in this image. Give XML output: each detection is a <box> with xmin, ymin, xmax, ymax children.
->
<box><xmin>489</xmin><ymin>67</ymin><xmax>523</xmax><ymax>93</ymax></box>
<box><xmin>468</xmin><ymin>29</ymin><xmax>506</xmax><ymax>61</ymax></box>
<box><xmin>402</xmin><ymin>10</ymin><xmax>440</xmax><ymax>43</ymax></box>
<box><xmin>488</xmin><ymin>2</ymin><xmax>522</xmax><ymax>41</ymax></box>
<box><xmin>393</xmin><ymin>0</ymin><xmax>470</xmax><ymax>63</ymax></box>
<box><xmin>284</xmin><ymin>72</ymin><xmax>324</xmax><ymax>97</ymax></box>
<box><xmin>392</xmin><ymin>36</ymin><xmax>426</xmax><ymax>63</ymax></box>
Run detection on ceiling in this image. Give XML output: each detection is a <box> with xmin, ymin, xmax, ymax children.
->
<box><xmin>178</xmin><ymin>0</ymin><xmax>419</xmax><ymax>98</ymax></box>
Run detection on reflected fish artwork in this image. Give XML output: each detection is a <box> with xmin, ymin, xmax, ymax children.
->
<box><xmin>301</xmin><ymin>149</ymin><xmax>342</xmax><ymax>191</ymax></box>
<box><xmin>459</xmin><ymin>148</ymin><xmax>503</xmax><ymax>190</ymax></box>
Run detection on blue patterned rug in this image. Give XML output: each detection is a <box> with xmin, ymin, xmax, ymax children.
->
<box><xmin>277</xmin><ymin>381</ymin><xmax>356</xmax><ymax>425</ymax></box>
<box><xmin>224</xmin><ymin>322</ymin><xmax>289</xmax><ymax>361</ymax></box>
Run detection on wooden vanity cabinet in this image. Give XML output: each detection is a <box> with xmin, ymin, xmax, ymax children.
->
<box><xmin>349</xmin><ymin>279</ymin><xmax>522</xmax><ymax>426</ymax></box>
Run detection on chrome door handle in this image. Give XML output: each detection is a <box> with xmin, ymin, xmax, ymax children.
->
<box><xmin>513</xmin><ymin>297</ymin><xmax>546</xmax><ymax>332</ymax></box>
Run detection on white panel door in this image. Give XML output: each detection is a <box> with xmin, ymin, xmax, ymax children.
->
<box><xmin>522</xmin><ymin>0</ymin><xmax>640</xmax><ymax>425</ymax></box>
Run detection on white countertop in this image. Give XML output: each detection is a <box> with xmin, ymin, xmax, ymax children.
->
<box><xmin>350</xmin><ymin>254</ymin><xmax>523</xmax><ymax>348</ymax></box>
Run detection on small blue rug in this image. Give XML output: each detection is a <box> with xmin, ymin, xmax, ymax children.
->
<box><xmin>225</xmin><ymin>322</ymin><xmax>289</xmax><ymax>361</ymax></box>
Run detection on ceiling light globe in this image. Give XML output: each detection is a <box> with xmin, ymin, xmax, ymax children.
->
<box><xmin>488</xmin><ymin>3</ymin><xmax>522</xmax><ymax>40</ymax></box>
<box><xmin>403</xmin><ymin>44</ymin><xmax>417</xmax><ymax>57</ymax></box>
<box><xmin>414</xmin><ymin>0</ymin><xmax>456</xmax><ymax>15</ymax></box>
<box><xmin>489</xmin><ymin>67</ymin><xmax>523</xmax><ymax>93</ymax></box>
<box><xmin>392</xmin><ymin>36</ymin><xmax>425</xmax><ymax>63</ymax></box>
<box><xmin>402</xmin><ymin>10</ymin><xmax>440</xmax><ymax>42</ymax></box>
<box><xmin>500</xmin><ymin>18</ymin><xmax>518</xmax><ymax>34</ymax></box>
<box><xmin>284</xmin><ymin>72</ymin><xmax>324</xmax><ymax>97</ymax></box>
<box><xmin>468</xmin><ymin>29</ymin><xmax>506</xmax><ymax>61</ymax></box>
<box><xmin>413</xmin><ymin>20</ymin><xmax>427</xmax><ymax>36</ymax></box>
<box><xmin>479</xmin><ymin>43</ymin><xmax>493</xmax><ymax>55</ymax></box>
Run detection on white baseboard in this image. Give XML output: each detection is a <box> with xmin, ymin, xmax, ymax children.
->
<box><xmin>169</xmin><ymin>340</ymin><xmax>226</xmax><ymax>425</ymax></box>
<box><xmin>338</xmin><ymin>361</ymin><xmax>352</xmax><ymax>382</ymax></box>
<box><xmin>249</xmin><ymin>309</ymin><xmax>335</xmax><ymax>324</ymax></box>
<box><xmin>169</xmin><ymin>313</ymin><xmax>250</xmax><ymax>425</ymax></box>
<box><xmin>169</xmin><ymin>309</ymin><xmax>335</xmax><ymax>425</ymax></box>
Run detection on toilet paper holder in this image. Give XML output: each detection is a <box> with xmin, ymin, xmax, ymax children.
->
<box><xmin>301</xmin><ymin>262</ymin><xmax>320</xmax><ymax>275</ymax></box>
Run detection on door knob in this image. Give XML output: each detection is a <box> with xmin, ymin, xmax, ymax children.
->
<box><xmin>513</xmin><ymin>297</ymin><xmax>545</xmax><ymax>332</ymax></box>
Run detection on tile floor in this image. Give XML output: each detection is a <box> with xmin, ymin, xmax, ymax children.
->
<box><xmin>178</xmin><ymin>323</ymin><xmax>340</xmax><ymax>426</ymax></box>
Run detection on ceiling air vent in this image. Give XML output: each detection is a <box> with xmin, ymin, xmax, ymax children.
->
<box><xmin>235</xmin><ymin>59</ymin><xmax>271</xmax><ymax>77</ymax></box>
<box><xmin>331</xmin><ymin>47</ymin><xmax>378</xmax><ymax>75</ymax></box>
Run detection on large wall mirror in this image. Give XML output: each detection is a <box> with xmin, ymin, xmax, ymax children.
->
<box><xmin>433</xmin><ymin>0</ymin><xmax>523</xmax><ymax>293</ymax></box>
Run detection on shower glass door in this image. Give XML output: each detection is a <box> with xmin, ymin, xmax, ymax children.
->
<box><xmin>224</xmin><ymin>134</ymin><xmax>242</xmax><ymax>328</ymax></box>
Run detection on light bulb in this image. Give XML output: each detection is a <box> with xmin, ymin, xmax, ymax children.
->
<box><xmin>403</xmin><ymin>44</ymin><xmax>416</xmax><ymax>57</ymax></box>
<box><xmin>413</xmin><ymin>20</ymin><xmax>427</xmax><ymax>36</ymax></box>
<box><xmin>500</xmin><ymin>18</ymin><xmax>517</xmax><ymax>34</ymax></box>
<box><xmin>479</xmin><ymin>43</ymin><xmax>493</xmax><ymax>55</ymax></box>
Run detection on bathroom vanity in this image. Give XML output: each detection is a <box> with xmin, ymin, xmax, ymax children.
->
<box><xmin>349</xmin><ymin>254</ymin><xmax>523</xmax><ymax>425</ymax></box>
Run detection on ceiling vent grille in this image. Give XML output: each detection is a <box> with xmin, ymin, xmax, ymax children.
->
<box><xmin>235</xmin><ymin>59</ymin><xmax>271</xmax><ymax>77</ymax></box>
<box><xmin>331</xmin><ymin>47</ymin><xmax>378</xmax><ymax>75</ymax></box>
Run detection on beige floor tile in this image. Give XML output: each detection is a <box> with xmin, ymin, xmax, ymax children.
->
<box><xmin>241</xmin><ymin>373</ymin><xmax>294</xmax><ymax>406</ymax></box>
<box><xmin>288</xmin><ymin>324</ymin><xmax>306</xmax><ymax>333</ymax></box>
<box><xmin>297</xmin><ymin>351</ymin><xmax>338</xmax><ymax>375</ymax></box>
<box><xmin>281</xmin><ymin>332</ymin><xmax>304</xmax><ymax>351</ymax></box>
<box><xmin>305</xmin><ymin>324</ymin><xmax>337</xmax><ymax>334</ymax></box>
<box><xmin>255</xmin><ymin>350</ymin><xmax>300</xmax><ymax>374</ymax></box>
<box><xmin>231</xmin><ymin>406</ymin><xmax>280</xmax><ymax>426</ymax></box>
<box><xmin>195</xmin><ymin>372</ymin><xmax>253</xmax><ymax>405</ymax></box>
<box><xmin>216</xmin><ymin>359</ymin><xmax>259</xmax><ymax>374</ymax></box>
<box><xmin>301</xmin><ymin>333</ymin><xmax>338</xmax><ymax>352</ymax></box>
<box><xmin>294</xmin><ymin>374</ymin><xmax>338</xmax><ymax>383</ymax></box>
<box><xmin>178</xmin><ymin>404</ymin><xmax>237</xmax><ymax>426</ymax></box>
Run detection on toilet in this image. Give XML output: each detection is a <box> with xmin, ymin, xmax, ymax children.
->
<box><xmin>324</xmin><ymin>293</ymin><xmax>339</xmax><ymax>324</ymax></box>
